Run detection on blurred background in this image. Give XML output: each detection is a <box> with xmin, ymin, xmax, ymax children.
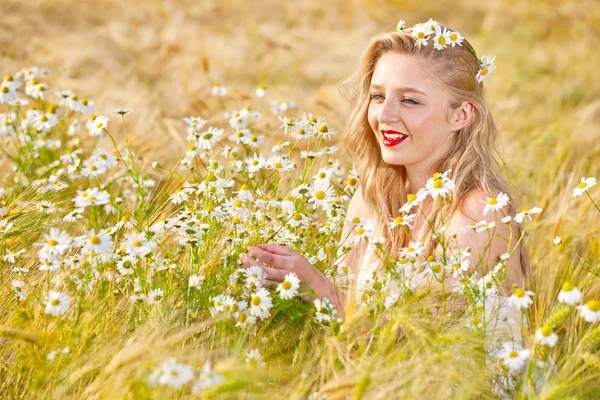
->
<box><xmin>1</xmin><ymin>0</ymin><xmax>599</xmax><ymax>217</ymax></box>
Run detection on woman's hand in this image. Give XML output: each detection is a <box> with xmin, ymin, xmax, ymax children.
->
<box><xmin>239</xmin><ymin>243</ymin><xmax>344</xmax><ymax>315</ymax></box>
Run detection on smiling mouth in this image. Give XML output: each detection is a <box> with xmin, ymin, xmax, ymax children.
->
<box><xmin>381</xmin><ymin>130</ymin><xmax>408</xmax><ymax>140</ymax></box>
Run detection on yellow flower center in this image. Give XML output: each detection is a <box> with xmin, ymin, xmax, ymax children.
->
<box><xmin>318</xmin><ymin>125</ymin><xmax>328</xmax><ymax>133</ymax></box>
<box><xmin>40</xmin><ymin>115</ymin><xmax>48</xmax><ymax>122</ymax></box>
<box><xmin>238</xmin><ymin>312</ymin><xmax>247</xmax><ymax>322</ymax></box>
<box><xmin>438</xmin><ymin>36</ymin><xmax>446</xmax><ymax>44</ymax></box>
<box><xmin>450</xmin><ymin>33</ymin><xmax>458</xmax><ymax>41</ymax></box>
<box><xmin>588</xmin><ymin>299</ymin><xmax>600</xmax><ymax>312</ymax></box>
<box><xmin>541</xmin><ymin>325</ymin><xmax>553</xmax><ymax>337</ymax></box>
<box><xmin>480</xmin><ymin>68</ymin><xmax>489</xmax><ymax>76</ymax></box>
<box><xmin>433</xmin><ymin>178</ymin><xmax>443</xmax><ymax>189</ymax></box>
<box><xmin>561</xmin><ymin>281</ymin><xmax>574</xmax><ymax>292</ymax></box>
<box><xmin>407</xmin><ymin>193</ymin><xmax>416</xmax><ymax>202</ymax></box>
<box><xmin>356</xmin><ymin>227</ymin><xmax>365</xmax><ymax>236</ymax></box>
<box><xmin>46</xmin><ymin>239</ymin><xmax>58</xmax><ymax>247</ymax></box>
<box><xmin>233</xmin><ymin>200</ymin><xmax>243</xmax><ymax>208</ymax></box>
<box><xmin>522</xmin><ymin>208</ymin><xmax>530</xmax><ymax>213</ymax></box>
<box><xmin>232</xmin><ymin>217</ymin><xmax>241</xmax><ymax>224</ymax></box>
<box><xmin>250</xmin><ymin>135</ymin><xmax>257</xmax><ymax>142</ymax></box>
<box><xmin>578</xmin><ymin>182</ymin><xmax>588</xmax><ymax>189</ymax></box>
<box><xmin>90</xmin><ymin>235</ymin><xmax>101</xmax><ymax>245</ymax></box>
<box><xmin>133</xmin><ymin>240</ymin><xmax>142</xmax><ymax>247</ymax></box>
<box><xmin>427</xmin><ymin>255</ymin><xmax>435</xmax><ymax>263</ymax></box>
<box><xmin>417</xmin><ymin>32</ymin><xmax>425</xmax><ymax>39</ymax></box>
<box><xmin>251</xmin><ymin>296</ymin><xmax>261</xmax><ymax>306</ymax></box>
<box><xmin>292</xmin><ymin>213</ymin><xmax>302</xmax><ymax>221</ymax></box>
<box><xmin>514</xmin><ymin>288</ymin><xmax>525</xmax><ymax>298</ymax></box>
<box><xmin>488</xmin><ymin>198</ymin><xmax>497</xmax><ymax>205</ymax></box>
<box><xmin>274</xmin><ymin>162</ymin><xmax>283</xmax><ymax>169</ymax></box>
<box><xmin>508</xmin><ymin>351</ymin><xmax>519</xmax><ymax>358</ymax></box>
<box><xmin>347</xmin><ymin>177</ymin><xmax>357</xmax><ymax>186</ymax></box>
<box><xmin>240</xmin><ymin>184</ymin><xmax>250</xmax><ymax>191</ymax></box>
<box><xmin>50</xmin><ymin>299</ymin><xmax>61</xmax><ymax>306</ymax></box>
<box><xmin>453</xmin><ymin>263</ymin><xmax>461</xmax><ymax>270</ymax></box>
<box><xmin>407</xmin><ymin>247</ymin><xmax>414</xmax><ymax>252</ymax></box>
<box><xmin>315</xmin><ymin>190</ymin><xmax>326</xmax><ymax>200</ymax></box>
<box><xmin>352</xmin><ymin>217</ymin><xmax>361</xmax><ymax>224</ymax></box>
<box><xmin>189</xmin><ymin>144</ymin><xmax>197</xmax><ymax>151</ymax></box>
<box><xmin>394</xmin><ymin>216</ymin><xmax>403</xmax><ymax>224</ymax></box>
<box><xmin>318</xmin><ymin>172</ymin><xmax>326</xmax><ymax>179</ymax></box>
<box><xmin>398</xmin><ymin>258</ymin><xmax>408</xmax><ymax>264</ymax></box>
<box><xmin>1</xmin><ymin>86</ymin><xmax>8</xmax><ymax>94</ymax></box>
<box><xmin>282</xmin><ymin>281</ymin><xmax>292</xmax><ymax>290</ymax></box>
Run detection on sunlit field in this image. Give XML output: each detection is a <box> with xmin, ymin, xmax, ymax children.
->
<box><xmin>1</xmin><ymin>0</ymin><xmax>600</xmax><ymax>398</ymax></box>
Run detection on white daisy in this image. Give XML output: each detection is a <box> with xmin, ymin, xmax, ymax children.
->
<box><xmin>411</xmin><ymin>23</ymin><xmax>433</xmax><ymax>46</ymax></box>
<box><xmin>39</xmin><ymin>228</ymin><xmax>71</xmax><ymax>256</ymax></box>
<box><xmin>553</xmin><ymin>236</ymin><xmax>562</xmax><ymax>245</ymax></box>
<box><xmin>396</xmin><ymin>19</ymin><xmax>406</xmax><ymax>31</ymax></box>
<box><xmin>44</xmin><ymin>290</ymin><xmax>71</xmax><ymax>316</ymax></box>
<box><xmin>314</xmin><ymin>297</ymin><xmax>337</xmax><ymax>323</ymax></box>
<box><xmin>255</xmin><ymin>84</ymin><xmax>270</xmax><ymax>97</ymax></box>
<box><xmin>125</xmin><ymin>231</ymin><xmax>156</xmax><ymax>256</ymax></box>
<box><xmin>388</xmin><ymin>213</ymin><xmax>416</xmax><ymax>230</ymax></box>
<box><xmin>147</xmin><ymin>288</ymin><xmax>164</xmax><ymax>305</ymax></box>
<box><xmin>426</xmin><ymin>173</ymin><xmax>455</xmax><ymax>199</ymax></box>
<box><xmin>432</xmin><ymin>27</ymin><xmax>451</xmax><ymax>50</ymax></box>
<box><xmin>476</xmin><ymin>55</ymin><xmax>496</xmax><ymax>83</ymax></box>
<box><xmin>535</xmin><ymin>325</ymin><xmax>559</xmax><ymax>347</ymax></box>
<box><xmin>154</xmin><ymin>358</ymin><xmax>194</xmax><ymax>388</ymax></box>
<box><xmin>399</xmin><ymin>188</ymin><xmax>427</xmax><ymax>213</ymax></box>
<box><xmin>497</xmin><ymin>342</ymin><xmax>530</xmax><ymax>373</ymax></box>
<box><xmin>481</xmin><ymin>192</ymin><xmax>510</xmax><ymax>215</ymax></box>
<box><xmin>197</xmin><ymin>127</ymin><xmax>224</xmax><ymax>150</ymax></box>
<box><xmin>507</xmin><ymin>287</ymin><xmax>534</xmax><ymax>309</ymax></box>
<box><xmin>88</xmin><ymin>115</ymin><xmax>108</xmax><ymax>136</ymax></box>
<box><xmin>249</xmin><ymin>287</ymin><xmax>273</xmax><ymax>320</ymax></box>
<box><xmin>447</xmin><ymin>30</ymin><xmax>464</xmax><ymax>47</ymax></box>
<box><xmin>189</xmin><ymin>274</ymin><xmax>205</xmax><ymax>290</ymax></box>
<box><xmin>308</xmin><ymin>179</ymin><xmax>335</xmax><ymax>210</ymax></box>
<box><xmin>267</xmin><ymin>155</ymin><xmax>293</xmax><ymax>172</ymax></box>
<box><xmin>398</xmin><ymin>240</ymin><xmax>425</xmax><ymax>259</ymax></box>
<box><xmin>572</xmin><ymin>177</ymin><xmax>597</xmax><ymax>198</ymax></box>
<box><xmin>577</xmin><ymin>300</ymin><xmax>600</xmax><ymax>323</ymax></box>
<box><xmin>424</xmin><ymin>18</ymin><xmax>440</xmax><ymax>33</ymax></box>
<box><xmin>211</xmin><ymin>82</ymin><xmax>228</xmax><ymax>96</ymax></box>
<box><xmin>244</xmin><ymin>265</ymin><xmax>267</xmax><ymax>288</ymax></box>
<box><xmin>277</xmin><ymin>272</ymin><xmax>301</xmax><ymax>300</ymax></box>
<box><xmin>557</xmin><ymin>281</ymin><xmax>582</xmax><ymax>305</ymax></box>
<box><xmin>514</xmin><ymin>207</ymin><xmax>543</xmax><ymax>223</ymax></box>
<box><xmin>80</xmin><ymin>229</ymin><xmax>114</xmax><ymax>257</ymax></box>
<box><xmin>245</xmin><ymin>349</ymin><xmax>266</xmax><ymax>368</ymax></box>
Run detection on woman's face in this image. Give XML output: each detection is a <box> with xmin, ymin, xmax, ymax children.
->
<box><xmin>367</xmin><ymin>51</ymin><xmax>459</xmax><ymax>169</ymax></box>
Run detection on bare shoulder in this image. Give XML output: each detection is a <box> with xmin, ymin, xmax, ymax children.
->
<box><xmin>346</xmin><ymin>186</ymin><xmax>371</xmax><ymax>221</ymax></box>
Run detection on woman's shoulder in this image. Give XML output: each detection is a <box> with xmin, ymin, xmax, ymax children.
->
<box><xmin>347</xmin><ymin>186</ymin><xmax>371</xmax><ymax>221</ymax></box>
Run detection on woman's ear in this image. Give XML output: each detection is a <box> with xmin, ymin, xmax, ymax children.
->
<box><xmin>450</xmin><ymin>101</ymin><xmax>474</xmax><ymax>132</ymax></box>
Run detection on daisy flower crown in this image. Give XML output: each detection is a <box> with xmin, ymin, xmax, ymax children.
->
<box><xmin>395</xmin><ymin>18</ymin><xmax>496</xmax><ymax>83</ymax></box>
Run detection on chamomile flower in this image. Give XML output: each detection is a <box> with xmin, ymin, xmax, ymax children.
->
<box><xmin>147</xmin><ymin>288</ymin><xmax>164</xmax><ymax>305</ymax></box>
<box><xmin>267</xmin><ymin>155</ymin><xmax>293</xmax><ymax>172</ymax></box>
<box><xmin>125</xmin><ymin>231</ymin><xmax>156</xmax><ymax>256</ymax></box>
<box><xmin>249</xmin><ymin>288</ymin><xmax>273</xmax><ymax>320</ymax></box>
<box><xmin>535</xmin><ymin>326</ymin><xmax>559</xmax><ymax>347</ymax></box>
<box><xmin>481</xmin><ymin>192</ymin><xmax>510</xmax><ymax>215</ymax></box>
<box><xmin>244</xmin><ymin>265</ymin><xmax>267</xmax><ymax>288</ymax></box>
<box><xmin>80</xmin><ymin>229</ymin><xmax>114</xmax><ymax>257</ymax></box>
<box><xmin>399</xmin><ymin>189</ymin><xmax>427</xmax><ymax>213</ymax></box>
<box><xmin>432</xmin><ymin>27</ymin><xmax>451</xmax><ymax>50</ymax></box>
<box><xmin>44</xmin><ymin>290</ymin><xmax>71</xmax><ymax>316</ymax></box>
<box><xmin>497</xmin><ymin>342</ymin><xmax>530</xmax><ymax>373</ymax></box>
<box><xmin>553</xmin><ymin>236</ymin><xmax>562</xmax><ymax>245</ymax></box>
<box><xmin>557</xmin><ymin>281</ymin><xmax>582</xmax><ymax>305</ymax></box>
<box><xmin>277</xmin><ymin>272</ymin><xmax>301</xmax><ymax>299</ymax></box>
<box><xmin>197</xmin><ymin>127</ymin><xmax>224</xmax><ymax>150</ymax></box>
<box><xmin>314</xmin><ymin>297</ymin><xmax>337</xmax><ymax>323</ymax></box>
<box><xmin>39</xmin><ymin>228</ymin><xmax>71</xmax><ymax>257</ymax></box>
<box><xmin>152</xmin><ymin>358</ymin><xmax>194</xmax><ymax>388</ymax></box>
<box><xmin>572</xmin><ymin>177</ymin><xmax>597</xmax><ymax>198</ymax></box>
<box><xmin>0</xmin><ymin>219</ymin><xmax>14</xmax><ymax>235</ymax></box>
<box><xmin>398</xmin><ymin>241</ymin><xmax>425</xmax><ymax>259</ymax></box>
<box><xmin>88</xmin><ymin>115</ymin><xmax>108</xmax><ymax>136</ymax></box>
<box><xmin>447</xmin><ymin>30</ymin><xmax>464</xmax><ymax>47</ymax></box>
<box><xmin>411</xmin><ymin>23</ymin><xmax>433</xmax><ymax>46</ymax></box>
<box><xmin>211</xmin><ymin>82</ymin><xmax>228</xmax><ymax>96</ymax></box>
<box><xmin>426</xmin><ymin>172</ymin><xmax>455</xmax><ymax>199</ymax></box>
<box><xmin>112</xmin><ymin>108</ymin><xmax>132</xmax><ymax>117</ymax></box>
<box><xmin>507</xmin><ymin>287</ymin><xmax>534</xmax><ymax>309</ymax></box>
<box><xmin>476</xmin><ymin>55</ymin><xmax>496</xmax><ymax>83</ymax></box>
<box><xmin>514</xmin><ymin>207</ymin><xmax>543</xmax><ymax>223</ymax></box>
<box><xmin>189</xmin><ymin>274</ymin><xmax>205</xmax><ymax>290</ymax></box>
<box><xmin>255</xmin><ymin>84</ymin><xmax>269</xmax><ymax>97</ymax></box>
<box><xmin>388</xmin><ymin>213</ymin><xmax>416</xmax><ymax>230</ymax></box>
<box><xmin>308</xmin><ymin>179</ymin><xmax>335</xmax><ymax>210</ymax></box>
<box><xmin>245</xmin><ymin>349</ymin><xmax>266</xmax><ymax>369</ymax></box>
<box><xmin>577</xmin><ymin>300</ymin><xmax>600</xmax><ymax>323</ymax></box>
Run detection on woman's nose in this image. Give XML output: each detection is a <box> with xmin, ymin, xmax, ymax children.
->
<box><xmin>377</xmin><ymin>98</ymin><xmax>401</xmax><ymax>124</ymax></box>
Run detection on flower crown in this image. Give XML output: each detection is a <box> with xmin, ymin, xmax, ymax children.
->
<box><xmin>395</xmin><ymin>18</ymin><xmax>496</xmax><ymax>83</ymax></box>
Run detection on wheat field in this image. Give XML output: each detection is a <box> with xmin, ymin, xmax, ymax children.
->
<box><xmin>1</xmin><ymin>0</ymin><xmax>600</xmax><ymax>398</ymax></box>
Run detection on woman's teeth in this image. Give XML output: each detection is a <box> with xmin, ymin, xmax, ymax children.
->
<box><xmin>383</xmin><ymin>132</ymin><xmax>407</xmax><ymax>140</ymax></box>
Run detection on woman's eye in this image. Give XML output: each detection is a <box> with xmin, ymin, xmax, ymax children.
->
<box><xmin>370</xmin><ymin>93</ymin><xmax>384</xmax><ymax>101</ymax></box>
<box><xmin>402</xmin><ymin>98</ymin><xmax>419</xmax><ymax>105</ymax></box>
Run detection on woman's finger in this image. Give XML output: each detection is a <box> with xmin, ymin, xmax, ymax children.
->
<box><xmin>256</xmin><ymin>243</ymin><xmax>295</xmax><ymax>256</ymax></box>
<box><xmin>248</xmin><ymin>246</ymin><xmax>290</xmax><ymax>269</ymax></box>
<box><xmin>239</xmin><ymin>253</ymin><xmax>267</xmax><ymax>269</ymax></box>
<box><xmin>260</xmin><ymin>265</ymin><xmax>286</xmax><ymax>282</ymax></box>
<box><xmin>264</xmin><ymin>279</ymin><xmax>280</xmax><ymax>287</ymax></box>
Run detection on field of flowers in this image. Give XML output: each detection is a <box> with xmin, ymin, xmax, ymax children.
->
<box><xmin>1</xmin><ymin>0</ymin><xmax>600</xmax><ymax>399</ymax></box>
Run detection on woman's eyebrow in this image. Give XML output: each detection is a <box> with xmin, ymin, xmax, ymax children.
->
<box><xmin>369</xmin><ymin>84</ymin><xmax>427</xmax><ymax>96</ymax></box>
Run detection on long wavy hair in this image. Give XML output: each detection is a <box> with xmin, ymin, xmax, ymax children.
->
<box><xmin>339</xmin><ymin>27</ymin><xmax>531</xmax><ymax>288</ymax></box>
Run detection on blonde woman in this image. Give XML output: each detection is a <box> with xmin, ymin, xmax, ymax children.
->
<box><xmin>240</xmin><ymin>21</ymin><xmax>531</xmax><ymax>338</ymax></box>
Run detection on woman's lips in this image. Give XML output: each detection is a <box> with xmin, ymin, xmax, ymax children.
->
<box><xmin>381</xmin><ymin>130</ymin><xmax>408</xmax><ymax>147</ymax></box>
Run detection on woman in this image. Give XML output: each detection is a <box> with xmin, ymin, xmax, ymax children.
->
<box><xmin>239</xmin><ymin>20</ymin><xmax>531</xmax><ymax>329</ymax></box>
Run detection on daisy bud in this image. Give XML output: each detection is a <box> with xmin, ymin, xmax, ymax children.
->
<box><xmin>553</xmin><ymin>236</ymin><xmax>562</xmax><ymax>245</ymax></box>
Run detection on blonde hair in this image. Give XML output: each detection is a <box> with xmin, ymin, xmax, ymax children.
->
<box><xmin>339</xmin><ymin>27</ymin><xmax>531</xmax><ymax>285</ymax></box>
